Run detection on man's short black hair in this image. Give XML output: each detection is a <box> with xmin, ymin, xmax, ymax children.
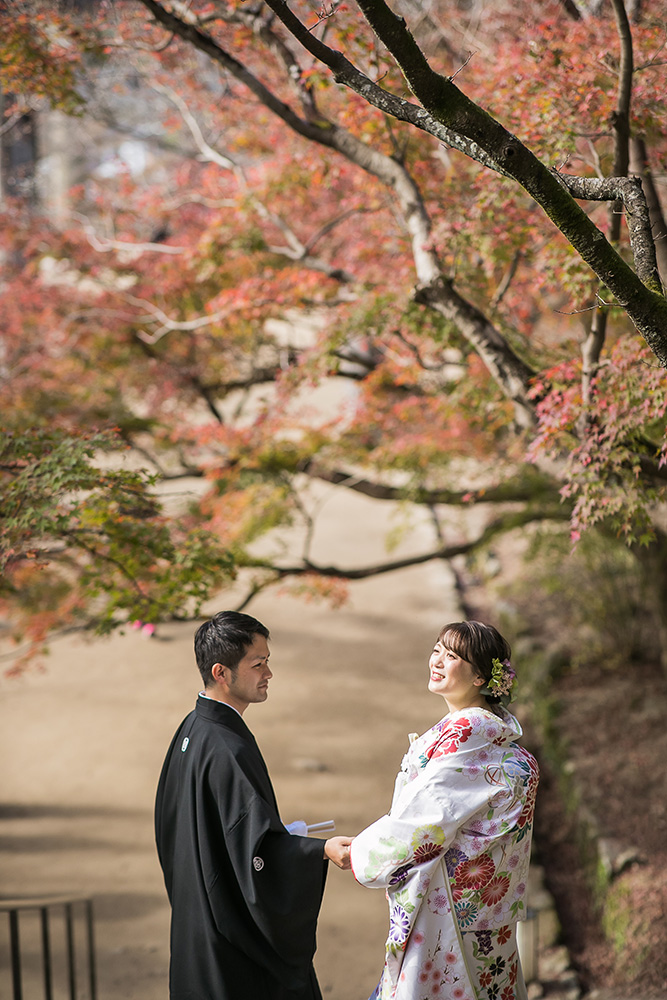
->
<box><xmin>194</xmin><ymin>611</ymin><xmax>270</xmax><ymax>687</ymax></box>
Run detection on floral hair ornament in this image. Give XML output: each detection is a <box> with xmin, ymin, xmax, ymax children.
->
<box><xmin>481</xmin><ymin>657</ymin><xmax>517</xmax><ymax>706</ymax></box>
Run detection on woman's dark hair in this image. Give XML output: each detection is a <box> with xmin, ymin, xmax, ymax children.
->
<box><xmin>437</xmin><ymin>620</ymin><xmax>511</xmax><ymax>707</ymax></box>
<box><xmin>194</xmin><ymin>611</ymin><xmax>270</xmax><ymax>687</ymax></box>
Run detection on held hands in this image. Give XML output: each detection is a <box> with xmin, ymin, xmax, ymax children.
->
<box><xmin>324</xmin><ymin>836</ymin><xmax>354</xmax><ymax>870</ymax></box>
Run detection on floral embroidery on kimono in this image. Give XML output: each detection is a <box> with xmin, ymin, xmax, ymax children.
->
<box><xmin>351</xmin><ymin>707</ymin><xmax>539</xmax><ymax>1000</ymax></box>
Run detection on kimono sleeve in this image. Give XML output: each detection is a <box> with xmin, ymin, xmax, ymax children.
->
<box><xmin>205</xmin><ymin>757</ymin><xmax>327</xmax><ymax>986</ymax></box>
<box><xmin>350</xmin><ymin>725</ymin><xmax>512</xmax><ymax>890</ymax></box>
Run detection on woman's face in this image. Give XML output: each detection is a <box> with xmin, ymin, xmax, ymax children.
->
<box><xmin>428</xmin><ymin>638</ymin><xmax>485</xmax><ymax>710</ymax></box>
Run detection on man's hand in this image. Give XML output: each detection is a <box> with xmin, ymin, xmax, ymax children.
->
<box><xmin>324</xmin><ymin>836</ymin><xmax>354</xmax><ymax>870</ymax></box>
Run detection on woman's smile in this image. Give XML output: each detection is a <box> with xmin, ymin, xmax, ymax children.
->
<box><xmin>428</xmin><ymin>642</ymin><xmax>486</xmax><ymax>711</ymax></box>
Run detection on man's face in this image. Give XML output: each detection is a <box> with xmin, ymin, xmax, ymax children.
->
<box><xmin>223</xmin><ymin>634</ymin><xmax>272</xmax><ymax>714</ymax></box>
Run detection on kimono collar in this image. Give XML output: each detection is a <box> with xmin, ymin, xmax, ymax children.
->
<box><xmin>199</xmin><ymin>690</ymin><xmax>242</xmax><ymax>718</ymax></box>
<box><xmin>444</xmin><ymin>705</ymin><xmax>523</xmax><ymax>747</ymax></box>
<box><xmin>195</xmin><ymin>695</ymin><xmax>253</xmax><ymax>738</ymax></box>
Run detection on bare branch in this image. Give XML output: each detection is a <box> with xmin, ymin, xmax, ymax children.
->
<box><xmin>342</xmin><ymin>0</ymin><xmax>667</xmax><ymax>361</ymax></box>
<box><xmin>303</xmin><ymin>206</ymin><xmax>377</xmax><ymax>254</ymax></box>
<box><xmin>150</xmin><ymin>81</ymin><xmax>239</xmax><ymax>171</ymax></box>
<box><xmin>73</xmin><ymin>212</ymin><xmax>185</xmax><ymax>255</ymax></box>
<box><xmin>630</xmin><ymin>137</ymin><xmax>667</xmax><ymax>286</ymax></box>
<box><xmin>554</xmin><ymin>173</ymin><xmax>662</xmax><ymax>294</ymax></box>
<box><xmin>449</xmin><ymin>50</ymin><xmax>475</xmax><ymax>83</ymax></box>
<box><xmin>249</xmin><ymin>507</ymin><xmax>571</xmax><ymax>581</ymax></box>
<box><xmin>0</xmin><ymin>112</ymin><xmax>23</xmax><ymax>137</ymax></box>
<box><xmin>138</xmin><ymin>1</ymin><xmax>509</xmax><ymax>179</ymax></box>
<box><xmin>122</xmin><ymin>293</ymin><xmax>268</xmax><ymax>343</ymax></box>
<box><xmin>490</xmin><ymin>251</ymin><xmax>523</xmax><ymax>308</ymax></box>
<box><xmin>137</xmin><ymin>1</ymin><xmax>537</xmax><ymax>419</ymax></box>
<box><xmin>579</xmin><ymin>0</ymin><xmax>636</xmax><ymax>405</ymax></box>
<box><xmin>299</xmin><ymin>461</ymin><xmax>560</xmax><ymax>506</ymax></box>
<box><xmin>162</xmin><ymin>193</ymin><xmax>237</xmax><ymax>210</ymax></box>
<box><xmin>390</xmin><ymin>329</ymin><xmax>449</xmax><ymax>371</ymax></box>
<box><xmin>150</xmin><ymin>66</ymin><xmax>357</xmax><ymax>282</ymax></box>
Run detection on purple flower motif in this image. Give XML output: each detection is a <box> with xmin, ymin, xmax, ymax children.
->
<box><xmin>389</xmin><ymin>905</ymin><xmax>411</xmax><ymax>943</ymax></box>
<box><xmin>445</xmin><ymin>847</ymin><xmax>467</xmax><ymax>877</ymax></box>
<box><xmin>389</xmin><ymin>864</ymin><xmax>412</xmax><ymax>885</ymax></box>
<box><xmin>474</xmin><ymin>930</ymin><xmax>493</xmax><ymax>956</ymax></box>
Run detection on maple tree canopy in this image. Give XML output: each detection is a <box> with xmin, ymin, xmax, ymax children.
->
<box><xmin>2</xmin><ymin>0</ymin><xmax>667</xmax><ymax>670</ymax></box>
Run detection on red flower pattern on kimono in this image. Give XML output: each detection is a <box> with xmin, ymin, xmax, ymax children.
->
<box><xmin>480</xmin><ymin>875</ymin><xmax>511</xmax><ymax>906</ymax></box>
<box><xmin>426</xmin><ymin>718</ymin><xmax>473</xmax><ymax>760</ymax></box>
<box><xmin>350</xmin><ymin>707</ymin><xmax>539</xmax><ymax>1000</ymax></box>
<box><xmin>414</xmin><ymin>842</ymin><xmax>443</xmax><ymax>865</ymax></box>
<box><xmin>455</xmin><ymin>854</ymin><xmax>495</xmax><ymax>889</ymax></box>
<box><xmin>497</xmin><ymin>925</ymin><xmax>511</xmax><ymax>946</ymax></box>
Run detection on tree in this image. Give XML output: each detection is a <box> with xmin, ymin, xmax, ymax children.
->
<box><xmin>2</xmin><ymin>0</ymin><xmax>667</xmax><ymax>668</ymax></box>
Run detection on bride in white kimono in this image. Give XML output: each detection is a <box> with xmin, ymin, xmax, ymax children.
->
<box><xmin>350</xmin><ymin>621</ymin><xmax>539</xmax><ymax>1000</ymax></box>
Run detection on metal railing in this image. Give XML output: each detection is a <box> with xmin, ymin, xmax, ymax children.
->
<box><xmin>0</xmin><ymin>896</ymin><xmax>97</xmax><ymax>1000</ymax></box>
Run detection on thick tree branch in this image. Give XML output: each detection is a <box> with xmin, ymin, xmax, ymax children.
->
<box><xmin>580</xmin><ymin>0</ymin><xmax>634</xmax><ymax>404</ymax></box>
<box><xmin>299</xmin><ymin>461</ymin><xmax>560</xmax><ymax>505</ymax></box>
<box><xmin>138</xmin><ymin>0</ymin><xmax>508</xmax><ymax>176</ymax></box>
<box><xmin>557</xmin><ymin>0</ymin><xmax>583</xmax><ymax>19</ymax></box>
<box><xmin>312</xmin><ymin>0</ymin><xmax>667</xmax><ymax>362</ymax></box>
<box><xmin>214</xmin><ymin>1</ymin><xmax>321</xmax><ymax>121</ymax></box>
<box><xmin>247</xmin><ymin>506</ymin><xmax>571</xmax><ymax>581</ymax></box>
<box><xmin>412</xmin><ymin>278</ymin><xmax>536</xmax><ymax>427</ymax></box>
<box><xmin>138</xmin><ymin>0</ymin><xmax>538</xmax><ymax>422</ymax></box>
<box><xmin>554</xmin><ymin>173</ymin><xmax>661</xmax><ymax>294</ymax></box>
<box><xmin>630</xmin><ymin>137</ymin><xmax>667</xmax><ymax>286</ymax></box>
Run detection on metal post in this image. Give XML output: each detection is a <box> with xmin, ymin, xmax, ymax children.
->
<box><xmin>2</xmin><ymin>896</ymin><xmax>98</xmax><ymax>1000</ymax></box>
<box><xmin>65</xmin><ymin>902</ymin><xmax>76</xmax><ymax>1000</ymax></box>
<box><xmin>8</xmin><ymin>909</ymin><xmax>23</xmax><ymax>1000</ymax></box>
<box><xmin>40</xmin><ymin>906</ymin><xmax>53</xmax><ymax>1000</ymax></box>
<box><xmin>86</xmin><ymin>898</ymin><xmax>98</xmax><ymax>1000</ymax></box>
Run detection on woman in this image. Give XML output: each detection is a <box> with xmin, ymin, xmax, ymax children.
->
<box><xmin>350</xmin><ymin>621</ymin><xmax>539</xmax><ymax>1000</ymax></box>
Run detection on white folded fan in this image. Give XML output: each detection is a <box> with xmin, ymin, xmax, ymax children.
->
<box><xmin>285</xmin><ymin>819</ymin><xmax>336</xmax><ymax>836</ymax></box>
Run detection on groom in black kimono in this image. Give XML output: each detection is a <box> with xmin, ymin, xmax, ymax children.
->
<box><xmin>155</xmin><ymin>610</ymin><xmax>352</xmax><ymax>1000</ymax></box>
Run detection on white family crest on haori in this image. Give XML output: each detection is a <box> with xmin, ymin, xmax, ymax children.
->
<box><xmin>350</xmin><ymin>707</ymin><xmax>539</xmax><ymax>1000</ymax></box>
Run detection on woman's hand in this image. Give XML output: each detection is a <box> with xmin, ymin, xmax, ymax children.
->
<box><xmin>324</xmin><ymin>836</ymin><xmax>354</xmax><ymax>870</ymax></box>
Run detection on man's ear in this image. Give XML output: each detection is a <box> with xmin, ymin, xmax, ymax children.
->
<box><xmin>211</xmin><ymin>662</ymin><xmax>228</xmax><ymax>686</ymax></box>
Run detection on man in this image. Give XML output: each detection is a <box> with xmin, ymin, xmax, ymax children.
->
<box><xmin>155</xmin><ymin>610</ymin><xmax>352</xmax><ymax>1000</ymax></box>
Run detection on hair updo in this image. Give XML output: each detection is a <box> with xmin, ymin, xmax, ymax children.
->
<box><xmin>437</xmin><ymin>620</ymin><xmax>512</xmax><ymax>710</ymax></box>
